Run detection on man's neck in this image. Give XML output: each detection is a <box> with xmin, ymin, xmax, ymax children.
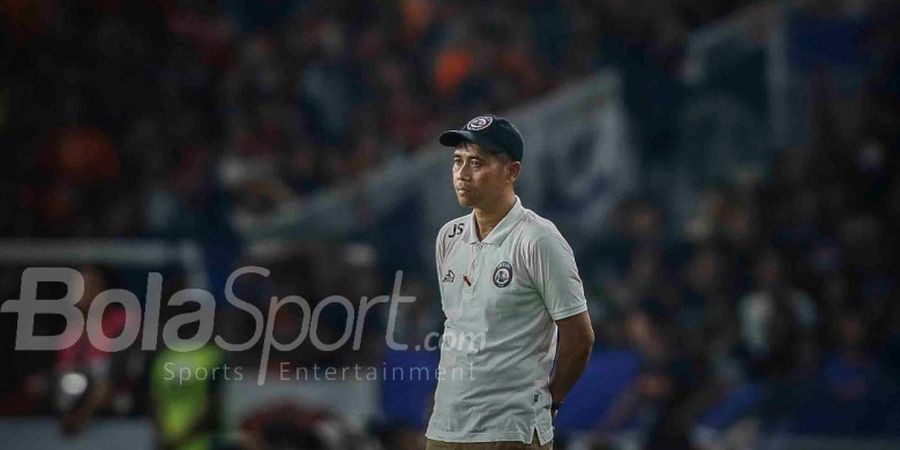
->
<box><xmin>473</xmin><ymin>194</ymin><xmax>516</xmax><ymax>241</ymax></box>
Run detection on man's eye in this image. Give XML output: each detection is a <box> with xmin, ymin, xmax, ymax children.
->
<box><xmin>471</xmin><ymin>161</ymin><xmax>481</xmax><ymax>167</ymax></box>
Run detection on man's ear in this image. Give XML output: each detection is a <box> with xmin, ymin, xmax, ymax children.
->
<box><xmin>507</xmin><ymin>161</ymin><xmax>521</xmax><ymax>183</ymax></box>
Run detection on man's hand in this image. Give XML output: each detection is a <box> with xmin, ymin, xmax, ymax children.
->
<box><xmin>548</xmin><ymin>311</ymin><xmax>594</xmax><ymax>409</ymax></box>
<box><xmin>551</xmin><ymin>401</ymin><xmax>561</xmax><ymax>421</ymax></box>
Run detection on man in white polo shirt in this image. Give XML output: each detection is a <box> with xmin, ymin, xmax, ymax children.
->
<box><xmin>425</xmin><ymin>115</ymin><xmax>595</xmax><ymax>449</ymax></box>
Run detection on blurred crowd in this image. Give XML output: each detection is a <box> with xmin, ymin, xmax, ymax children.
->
<box><xmin>578</xmin><ymin>8</ymin><xmax>900</xmax><ymax>445</ymax></box>
<box><xmin>3</xmin><ymin>1</ymin><xmax>900</xmax><ymax>450</ymax></box>
<box><xmin>0</xmin><ymin>0</ymin><xmax>753</xmax><ymax>237</ymax></box>
<box><xmin>581</xmin><ymin>144</ymin><xmax>900</xmax><ymax>447</ymax></box>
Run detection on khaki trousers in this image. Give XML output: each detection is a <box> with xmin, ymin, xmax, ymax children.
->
<box><xmin>425</xmin><ymin>431</ymin><xmax>552</xmax><ymax>450</ymax></box>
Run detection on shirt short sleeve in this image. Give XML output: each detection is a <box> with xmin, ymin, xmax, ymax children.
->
<box><xmin>528</xmin><ymin>233</ymin><xmax>588</xmax><ymax>321</ymax></box>
<box><xmin>435</xmin><ymin>227</ymin><xmax>445</xmax><ymax>280</ymax></box>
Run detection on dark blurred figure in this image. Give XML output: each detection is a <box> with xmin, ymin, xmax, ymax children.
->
<box><xmin>239</xmin><ymin>401</ymin><xmax>381</xmax><ymax>450</ymax></box>
<box><xmin>54</xmin><ymin>265</ymin><xmax>140</xmax><ymax>435</ymax></box>
<box><xmin>681</xmin><ymin>245</ymin><xmax>739</xmax><ymax>355</ymax></box>
<box><xmin>823</xmin><ymin>308</ymin><xmax>884</xmax><ymax>400</ymax></box>
<box><xmin>150</xmin><ymin>342</ymin><xmax>224</xmax><ymax>450</ymax></box>
<box><xmin>738</xmin><ymin>249</ymin><xmax>818</xmax><ymax>379</ymax></box>
<box><xmin>587</xmin><ymin>198</ymin><xmax>680</xmax><ymax>346</ymax></box>
<box><xmin>149</xmin><ymin>279</ymin><xmax>226</xmax><ymax>450</ymax></box>
<box><xmin>736</xmin><ymin>249</ymin><xmax>821</xmax><ymax>438</ymax></box>
<box><xmin>593</xmin><ymin>307</ymin><xmax>709</xmax><ymax>450</ymax></box>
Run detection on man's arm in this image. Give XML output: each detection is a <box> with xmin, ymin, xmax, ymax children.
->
<box><xmin>548</xmin><ymin>310</ymin><xmax>594</xmax><ymax>411</ymax></box>
<box><xmin>435</xmin><ymin>224</ymin><xmax>447</xmax><ymax>282</ymax></box>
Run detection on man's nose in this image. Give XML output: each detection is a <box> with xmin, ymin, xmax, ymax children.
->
<box><xmin>456</xmin><ymin>164</ymin><xmax>471</xmax><ymax>180</ymax></box>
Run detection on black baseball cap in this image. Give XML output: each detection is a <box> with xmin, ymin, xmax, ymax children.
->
<box><xmin>439</xmin><ymin>114</ymin><xmax>524</xmax><ymax>161</ymax></box>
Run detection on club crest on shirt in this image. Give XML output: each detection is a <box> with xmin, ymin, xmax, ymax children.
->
<box><xmin>492</xmin><ymin>261</ymin><xmax>513</xmax><ymax>288</ymax></box>
<box><xmin>442</xmin><ymin>269</ymin><xmax>455</xmax><ymax>283</ymax></box>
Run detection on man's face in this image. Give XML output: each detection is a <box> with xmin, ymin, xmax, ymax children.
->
<box><xmin>452</xmin><ymin>143</ymin><xmax>514</xmax><ymax>208</ymax></box>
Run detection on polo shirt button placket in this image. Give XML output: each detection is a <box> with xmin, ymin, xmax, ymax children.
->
<box><xmin>464</xmin><ymin>243</ymin><xmax>482</xmax><ymax>296</ymax></box>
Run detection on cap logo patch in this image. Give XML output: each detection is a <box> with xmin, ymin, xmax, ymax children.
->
<box><xmin>465</xmin><ymin>116</ymin><xmax>493</xmax><ymax>131</ymax></box>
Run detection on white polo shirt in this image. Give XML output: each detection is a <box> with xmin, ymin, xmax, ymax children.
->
<box><xmin>425</xmin><ymin>196</ymin><xmax>588</xmax><ymax>445</ymax></box>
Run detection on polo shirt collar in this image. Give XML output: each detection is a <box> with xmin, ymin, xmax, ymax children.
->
<box><xmin>465</xmin><ymin>196</ymin><xmax>527</xmax><ymax>246</ymax></box>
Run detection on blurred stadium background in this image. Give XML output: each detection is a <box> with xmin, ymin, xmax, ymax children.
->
<box><xmin>1</xmin><ymin>0</ymin><xmax>899</xmax><ymax>449</ymax></box>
